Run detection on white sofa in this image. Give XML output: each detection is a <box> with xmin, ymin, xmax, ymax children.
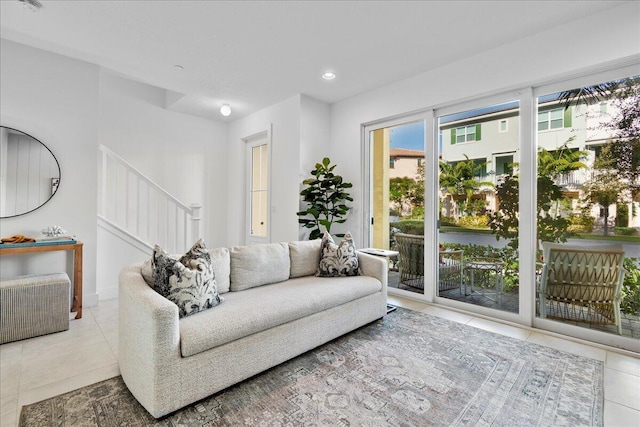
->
<box><xmin>119</xmin><ymin>240</ymin><xmax>388</xmax><ymax>418</ymax></box>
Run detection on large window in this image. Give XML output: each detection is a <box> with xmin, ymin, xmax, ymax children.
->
<box><xmin>535</xmin><ymin>75</ymin><xmax>640</xmax><ymax>346</ymax></box>
<box><xmin>438</xmin><ymin>100</ymin><xmax>519</xmax><ymax>315</ymax></box>
<box><xmin>365</xmin><ymin>65</ymin><xmax>639</xmax><ymax>352</ymax></box>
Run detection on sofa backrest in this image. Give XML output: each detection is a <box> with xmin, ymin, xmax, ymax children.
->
<box><xmin>229</xmin><ymin>242</ymin><xmax>290</xmax><ymax>291</ymax></box>
<box><xmin>288</xmin><ymin>239</ymin><xmax>321</xmax><ymax>278</ymax></box>
<box><xmin>208</xmin><ymin>247</ymin><xmax>231</xmax><ymax>294</ymax></box>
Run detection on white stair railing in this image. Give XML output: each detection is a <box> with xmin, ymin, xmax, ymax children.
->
<box><xmin>98</xmin><ymin>145</ymin><xmax>201</xmax><ymax>254</ymax></box>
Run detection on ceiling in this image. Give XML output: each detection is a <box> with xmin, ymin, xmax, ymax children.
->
<box><xmin>0</xmin><ymin>1</ymin><xmax>629</xmax><ymax>121</ymax></box>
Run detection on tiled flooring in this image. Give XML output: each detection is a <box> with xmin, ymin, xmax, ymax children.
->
<box><xmin>1</xmin><ymin>297</ymin><xmax>639</xmax><ymax>427</ymax></box>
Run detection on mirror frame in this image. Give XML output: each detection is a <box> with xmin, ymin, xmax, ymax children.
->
<box><xmin>1</xmin><ymin>126</ymin><xmax>61</xmax><ymax>219</ymax></box>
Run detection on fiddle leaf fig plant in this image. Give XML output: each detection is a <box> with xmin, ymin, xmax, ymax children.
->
<box><xmin>297</xmin><ymin>157</ymin><xmax>353</xmax><ymax>240</ymax></box>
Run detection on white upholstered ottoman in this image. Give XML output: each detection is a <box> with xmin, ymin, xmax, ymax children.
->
<box><xmin>0</xmin><ymin>273</ymin><xmax>70</xmax><ymax>344</ymax></box>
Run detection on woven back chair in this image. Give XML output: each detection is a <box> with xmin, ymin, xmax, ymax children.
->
<box><xmin>395</xmin><ymin>233</ymin><xmax>425</xmax><ymax>289</ymax></box>
<box><xmin>394</xmin><ymin>233</ymin><xmax>464</xmax><ymax>293</ymax></box>
<box><xmin>539</xmin><ymin>242</ymin><xmax>625</xmax><ymax>334</ymax></box>
<box><xmin>439</xmin><ymin>250</ymin><xmax>464</xmax><ymax>294</ymax></box>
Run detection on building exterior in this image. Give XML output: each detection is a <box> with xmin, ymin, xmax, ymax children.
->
<box><xmin>437</xmin><ymin>97</ymin><xmax>639</xmax><ymax>228</ymax></box>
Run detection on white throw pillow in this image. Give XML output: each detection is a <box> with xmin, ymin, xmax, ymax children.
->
<box><xmin>316</xmin><ymin>231</ymin><xmax>359</xmax><ymax>277</ymax></box>
<box><xmin>289</xmin><ymin>239</ymin><xmax>322</xmax><ymax>278</ymax></box>
<box><xmin>229</xmin><ymin>242</ymin><xmax>290</xmax><ymax>291</ymax></box>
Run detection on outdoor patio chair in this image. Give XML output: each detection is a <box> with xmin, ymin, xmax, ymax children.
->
<box><xmin>538</xmin><ymin>242</ymin><xmax>626</xmax><ymax>334</ymax></box>
<box><xmin>394</xmin><ymin>233</ymin><xmax>464</xmax><ymax>293</ymax></box>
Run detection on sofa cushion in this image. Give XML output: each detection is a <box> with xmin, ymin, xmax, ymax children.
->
<box><xmin>229</xmin><ymin>242</ymin><xmax>290</xmax><ymax>291</ymax></box>
<box><xmin>180</xmin><ymin>275</ymin><xmax>382</xmax><ymax>357</ymax></box>
<box><xmin>151</xmin><ymin>240</ymin><xmax>223</xmax><ymax>318</ymax></box>
<box><xmin>289</xmin><ymin>239</ymin><xmax>322</xmax><ymax>278</ymax></box>
<box><xmin>316</xmin><ymin>232</ymin><xmax>359</xmax><ymax>277</ymax></box>
<box><xmin>208</xmin><ymin>247</ymin><xmax>230</xmax><ymax>294</ymax></box>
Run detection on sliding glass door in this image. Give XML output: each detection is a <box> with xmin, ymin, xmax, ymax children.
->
<box><xmin>436</xmin><ymin>99</ymin><xmax>521</xmax><ymax>316</ymax></box>
<box><xmin>364</xmin><ymin>64</ymin><xmax>639</xmax><ymax>352</ymax></box>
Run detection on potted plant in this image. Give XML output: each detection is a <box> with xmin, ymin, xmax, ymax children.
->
<box><xmin>297</xmin><ymin>157</ymin><xmax>353</xmax><ymax>240</ymax></box>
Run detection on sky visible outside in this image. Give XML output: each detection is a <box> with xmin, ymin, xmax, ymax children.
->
<box><xmin>390</xmin><ymin>121</ymin><xmax>424</xmax><ymax>151</ymax></box>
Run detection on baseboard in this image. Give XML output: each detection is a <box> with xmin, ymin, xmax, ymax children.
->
<box><xmin>99</xmin><ymin>287</ymin><xmax>118</xmax><ymax>301</ymax></box>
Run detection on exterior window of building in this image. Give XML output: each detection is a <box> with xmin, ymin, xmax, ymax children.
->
<box><xmin>499</xmin><ymin>119</ymin><xmax>508</xmax><ymax>133</ymax></box>
<box><xmin>454</xmin><ymin>125</ymin><xmax>478</xmax><ymax>143</ymax></box>
<box><xmin>599</xmin><ymin>102</ymin><xmax>607</xmax><ymax>115</ymax></box>
<box><xmin>389</xmin><ymin>157</ymin><xmax>395</xmax><ymax>169</ymax></box>
<box><xmin>537</xmin><ymin>108</ymin><xmax>564</xmax><ymax>131</ymax></box>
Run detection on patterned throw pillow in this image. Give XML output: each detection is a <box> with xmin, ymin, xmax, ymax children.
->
<box><xmin>316</xmin><ymin>231</ymin><xmax>359</xmax><ymax>277</ymax></box>
<box><xmin>151</xmin><ymin>239</ymin><xmax>223</xmax><ymax>318</ymax></box>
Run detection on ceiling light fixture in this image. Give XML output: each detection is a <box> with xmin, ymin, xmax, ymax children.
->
<box><xmin>174</xmin><ymin>64</ymin><xmax>184</xmax><ymax>71</ymax></box>
<box><xmin>220</xmin><ymin>104</ymin><xmax>231</xmax><ymax>117</ymax></box>
<box><xmin>18</xmin><ymin>0</ymin><xmax>42</xmax><ymax>12</ymax></box>
<box><xmin>322</xmin><ymin>72</ymin><xmax>337</xmax><ymax>81</ymax></box>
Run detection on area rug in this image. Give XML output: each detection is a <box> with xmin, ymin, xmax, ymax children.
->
<box><xmin>20</xmin><ymin>308</ymin><xmax>603</xmax><ymax>426</ymax></box>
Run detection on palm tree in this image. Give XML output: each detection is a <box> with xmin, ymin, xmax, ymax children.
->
<box><xmin>439</xmin><ymin>155</ymin><xmax>493</xmax><ymax>218</ymax></box>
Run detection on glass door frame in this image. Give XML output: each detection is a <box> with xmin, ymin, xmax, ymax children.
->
<box><xmin>432</xmin><ymin>90</ymin><xmax>529</xmax><ymax>326</ymax></box>
<box><xmin>362</xmin><ymin>111</ymin><xmax>433</xmax><ymax>301</ymax></box>
<box><xmin>531</xmin><ymin>64</ymin><xmax>640</xmax><ymax>352</ymax></box>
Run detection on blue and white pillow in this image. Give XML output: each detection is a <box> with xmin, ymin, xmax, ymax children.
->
<box><xmin>316</xmin><ymin>231</ymin><xmax>359</xmax><ymax>277</ymax></box>
<box><xmin>151</xmin><ymin>239</ymin><xmax>223</xmax><ymax>318</ymax></box>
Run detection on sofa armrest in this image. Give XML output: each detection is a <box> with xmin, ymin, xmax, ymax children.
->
<box><xmin>357</xmin><ymin>252</ymin><xmax>388</xmax><ymax>301</ymax></box>
<box><xmin>118</xmin><ymin>264</ymin><xmax>182</xmax><ymax>418</ymax></box>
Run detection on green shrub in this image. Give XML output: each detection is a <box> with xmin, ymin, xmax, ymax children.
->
<box><xmin>411</xmin><ymin>206</ymin><xmax>424</xmax><ymax>219</ymax></box>
<box><xmin>621</xmin><ymin>257</ymin><xmax>640</xmax><ymax>315</ymax></box>
<box><xmin>457</xmin><ymin>215</ymin><xmax>488</xmax><ymax>228</ymax></box>
<box><xmin>567</xmin><ymin>213</ymin><xmax>594</xmax><ymax>233</ymax></box>
<box><xmin>440</xmin><ymin>216</ymin><xmax>456</xmax><ymax>226</ymax></box>
<box><xmin>390</xmin><ymin>220</ymin><xmax>424</xmax><ymax>235</ymax></box>
<box><xmin>615</xmin><ymin>227</ymin><xmax>637</xmax><ymax>236</ymax></box>
<box><xmin>616</xmin><ymin>204</ymin><xmax>629</xmax><ymax>227</ymax></box>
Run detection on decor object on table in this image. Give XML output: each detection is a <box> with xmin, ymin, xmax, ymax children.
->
<box><xmin>297</xmin><ymin>157</ymin><xmax>353</xmax><ymax>240</ymax></box>
<box><xmin>21</xmin><ymin>308</ymin><xmax>604</xmax><ymax>427</ymax></box>
<box><xmin>118</xmin><ymin>239</ymin><xmax>387</xmax><ymax>417</ymax></box>
<box><xmin>0</xmin><ymin>234</ymin><xmax>35</xmax><ymax>244</ymax></box>
<box><xmin>41</xmin><ymin>225</ymin><xmax>67</xmax><ymax>237</ymax></box>
<box><xmin>538</xmin><ymin>241</ymin><xmax>625</xmax><ymax>334</ymax></box>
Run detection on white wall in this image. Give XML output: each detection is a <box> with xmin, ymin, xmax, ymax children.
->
<box><xmin>0</xmin><ymin>39</ymin><xmax>100</xmax><ymax>306</ymax></box>
<box><xmin>96</xmin><ymin>70</ymin><xmax>227</xmax><ymax>298</ymax></box>
<box><xmin>226</xmin><ymin>95</ymin><xmax>302</xmax><ymax>245</ymax></box>
<box><xmin>299</xmin><ymin>95</ymin><xmax>331</xmax><ymax>239</ymax></box>
<box><xmin>0</xmin><ymin>40</ymin><xmax>229</xmax><ymax>303</ymax></box>
<box><xmin>329</xmin><ymin>1</ymin><xmax>640</xmax><ymax>247</ymax></box>
<box><xmin>226</xmin><ymin>94</ymin><xmax>333</xmax><ymax>245</ymax></box>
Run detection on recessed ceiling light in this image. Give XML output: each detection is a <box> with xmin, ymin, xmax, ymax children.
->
<box><xmin>220</xmin><ymin>104</ymin><xmax>231</xmax><ymax>117</ymax></box>
<box><xmin>18</xmin><ymin>0</ymin><xmax>42</xmax><ymax>12</ymax></box>
<box><xmin>322</xmin><ymin>72</ymin><xmax>336</xmax><ymax>81</ymax></box>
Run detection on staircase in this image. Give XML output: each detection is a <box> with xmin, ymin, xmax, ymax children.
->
<box><xmin>98</xmin><ymin>145</ymin><xmax>201</xmax><ymax>254</ymax></box>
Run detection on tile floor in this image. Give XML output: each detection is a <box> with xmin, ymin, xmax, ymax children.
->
<box><xmin>1</xmin><ymin>296</ymin><xmax>639</xmax><ymax>427</ymax></box>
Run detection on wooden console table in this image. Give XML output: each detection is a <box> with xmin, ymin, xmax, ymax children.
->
<box><xmin>0</xmin><ymin>240</ymin><xmax>83</xmax><ymax>319</ymax></box>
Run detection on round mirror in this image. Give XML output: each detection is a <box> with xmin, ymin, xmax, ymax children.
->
<box><xmin>1</xmin><ymin>126</ymin><xmax>61</xmax><ymax>218</ymax></box>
